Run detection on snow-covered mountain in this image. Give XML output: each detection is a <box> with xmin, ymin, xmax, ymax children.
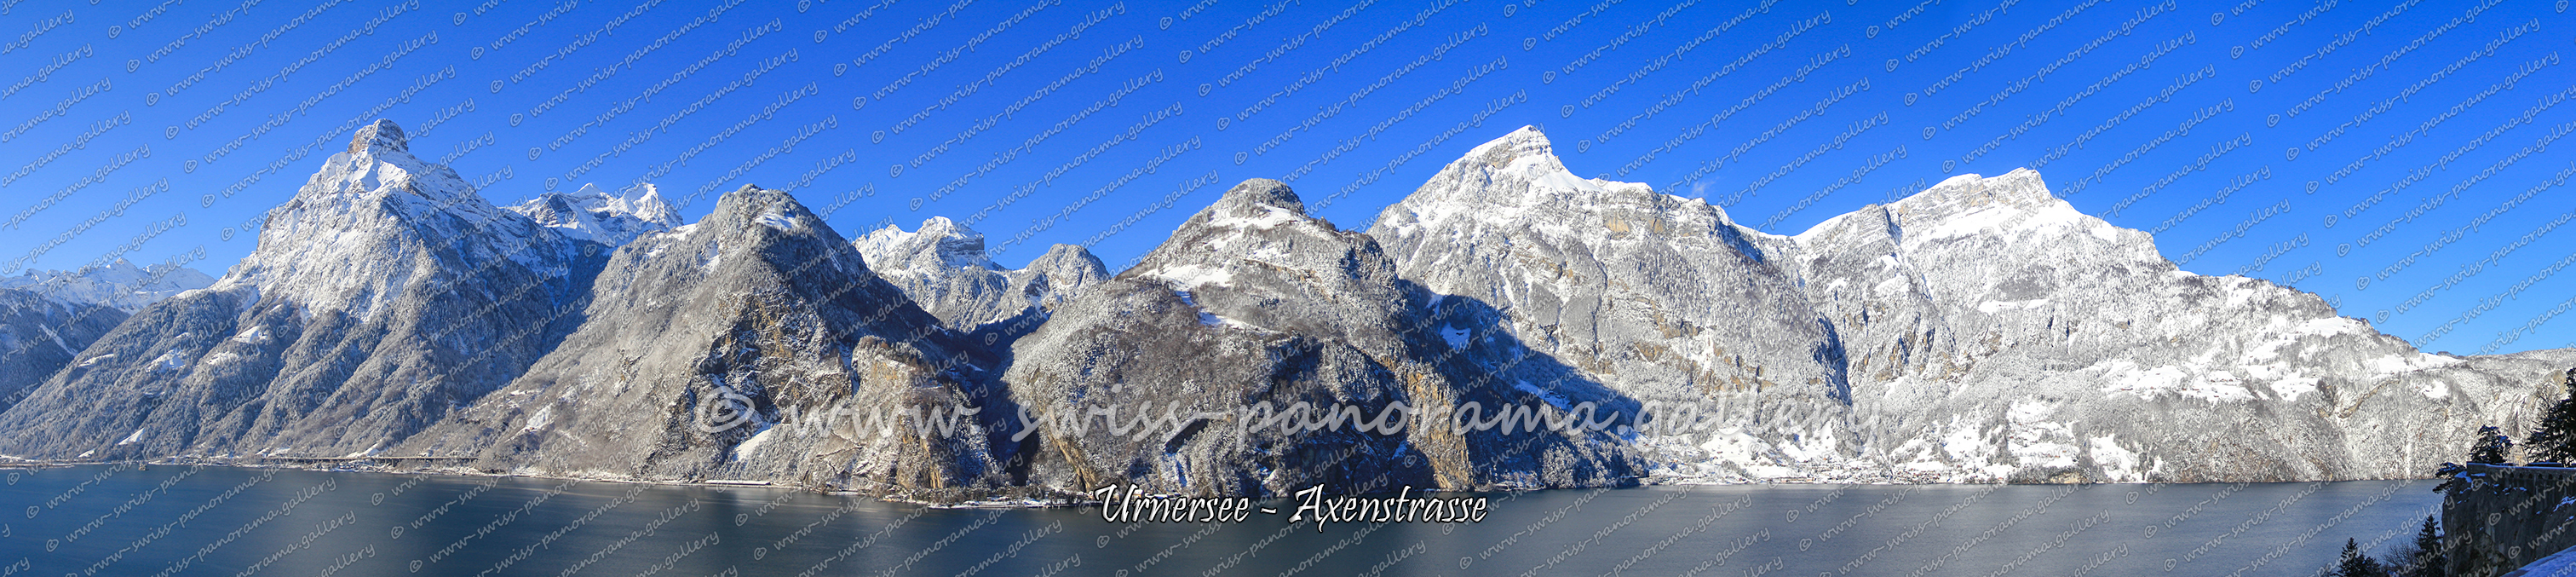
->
<box><xmin>402</xmin><ymin>186</ymin><xmax>1008</xmax><ymax>497</ymax></box>
<box><xmin>1371</xmin><ymin>127</ymin><xmax>2573</xmax><ymax>483</ymax></box>
<box><xmin>854</xmin><ymin>217</ymin><xmax>1107</xmax><ymax>344</ymax></box>
<box><xmin>1774</xmin><ymin>167</ymin><xmax>2568</xmax><ymax>482</ymax></box>
<box><xmin>0</xmin><ymin>119</ymin><xmax>605</xmax><ymax>460</ymax></box>
<box><xmin>1371</xmin><ymin>126</ymin><xmax>1855</xmax><ymax>480</ymax></box>
<box><xmin>507</xmin><ymin>182</ymin><xmax>681</xmax><ymax>246</ymax></box>
<box><xmin>1006</xmin><ymin>178</ymin><xmax>1639</xmax><ymax>497</ymax></box>
<box><xmin>0</xmin><ymin>259</ymin><xmax>215</xmax><ymax>312</ymax></box>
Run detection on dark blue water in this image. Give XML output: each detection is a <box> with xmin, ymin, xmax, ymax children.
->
<box><xmin>0</xmin><ymin>464</ymin><xmax>2437</xmax><ymax>576</ymax></box>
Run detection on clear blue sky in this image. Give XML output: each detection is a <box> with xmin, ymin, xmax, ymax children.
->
<box><xmin>0</xmin><ymin>0</ymin><xmax>2569</xmax><ymax>355</ymax></box>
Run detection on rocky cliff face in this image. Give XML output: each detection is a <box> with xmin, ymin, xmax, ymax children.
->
<box><xmin>1005</xmin><ymin>178</ymin><xmax>1639</xmax><ymax>498</ymax></box>
<box><xmin>0</xmin><ymin>120</ymin><xmax>604</xmax><ymax>461</ymax></box>
<box><xmin>401</xmin><ymin>187</ymin><xmax>1010</xmax><ymax>499</ymax></box>
<box><xmin>854</xmin><ymin>217</ymin><xmax>1107</xmax><ymax>345</ymax></box>
<box><xmin>0</xmin><ymin>289</ymin><xmax>126</xmax><ymax>412</ymax></box>
<box><xmin>1372</xmin><ymin>127</ymin><xmax>2574</xmax><ymax>483</ymax></box>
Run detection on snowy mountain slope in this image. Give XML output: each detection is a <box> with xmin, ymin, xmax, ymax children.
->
<box><xmin>400</xmin><ymin>186</ymin><xmax>1008</xmax><ymax>496</ymax></box>
<box><xmin>1371</xmin><ymin>127</ymin><xmax>2572</xmax><ymax>483</ymax></box>
<box><xmin>1779</xmin><ymin>169</ymin><xmax>2566</xmax><ymax>482</ymax></box>
<box><xmin>0</xmin><ymin>288</ymin><xmax>125</xmax><ymax>412</ymax></box>
<box><xmin>0</xmin><ymin>120</ymin><xmax>605</xmax><ymax>460</ymax></box>
<box><xmin>1368</xmin><ymin>126</ymin><xmax>1858</xmax><ymax>480</ymax></box>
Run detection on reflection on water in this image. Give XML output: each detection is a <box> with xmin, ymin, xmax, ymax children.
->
<box><xmin>0</xmin><ymin>464</ymin><xmax>2436</xmax><ymax>576</ymax></box>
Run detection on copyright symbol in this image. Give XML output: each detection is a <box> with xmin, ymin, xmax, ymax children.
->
<box><xmin>696</xmin><ymin>389</ymin><xmax>756</xmax><ymax>433</ymax></box>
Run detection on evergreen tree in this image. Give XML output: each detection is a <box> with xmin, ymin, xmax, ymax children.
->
<box><xmin>2339</xmin><ymin>538</ymin><xmax>2391</xmax><ymax>577</ymax></box>
<box><xmin>2470</xmin><ymin>425</ymin><xmax>2513</xmax><ymax>465</ymax></box>
<box><xmin>2524</xmin><ymin>368</ymin><xmax>2576</xmax><ymax>464</ymax></box>
<box><xmin>2386</xmin><ymin>515</ymin><xmax>2447</xmax><ymax>577</ymax></box>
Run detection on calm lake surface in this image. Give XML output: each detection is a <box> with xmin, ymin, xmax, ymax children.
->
<box><xmin>0</xmin><ymin>464</ymin><xmax>2439</xmax><ymax>576</ymax></box>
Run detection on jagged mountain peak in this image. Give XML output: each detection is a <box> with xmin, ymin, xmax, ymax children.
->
<box><xmin>285</xmin><ymin>119</ymin><xmax>480</xmax><ymax>210</ymax></box>
<box><xmin>1201</xmin><ymin>177</ymin><xmax>1308</xmax><ymax>223</ymax></box>
<box><xmin>348</xmin><ymin>118</ymin><xmax>406</xmax><ymax>154</ymax></box>
<box><xmin>708</xmin><ymin>185</ymin><xmax>825</xmax><ymax>234</ymax></box>
<box><xmin>856</xmin><ymin>216</ymin><xmax>996</xmax><ymax>273</ymax></box>
<box><xmin>1143</xmin><ymin>178</ymin><xmax>1372</xmax><ymax>294</ymax></box>
<box><xmin>1374</xmin><ymin>127</ymin><xmax>1690</xmax><ymax>246</ymax></box>
<box><xmin>0</xmin><ymin>119</ymin><xmax>605</xmax><ymax>462</ymax></box>
<box><xmin>226</xmin><ymin>120</ymin><xmax>574</xmax><ymax>319</ymax></box>
<box><xmin>1026</xmin><ymin>243</ymin><xmax>1107</xmax><ymax>278</ymax></box>
<box><xmin>1458</xmin><ymin>125</ymin><xmax>1559</xmax><ymax>171</ymax></box>
<box><xmin>1797</xmin><ymin>169</ymin><xmax>2126</xmax><ymax>250</ymax></box>
<box><xmin>1459</xmin><ymin>126</ymin><xmax>1652</xmax><ymax>199</ymax></box>
<box><xmin>1888</xmin><ymin>169</ymin><xmax>2061</xmax><ymax>220</ymax></box>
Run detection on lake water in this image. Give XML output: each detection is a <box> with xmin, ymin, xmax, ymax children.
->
<box><xmin>0</xmin><ymin>464</ymin><xmax>2441</xmax><ymax>576</ymax></box>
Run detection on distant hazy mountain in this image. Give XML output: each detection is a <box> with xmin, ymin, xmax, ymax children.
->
<box><xmin>1</xmin><ymin>259</ymin><xmax>215</xmax><ymax>312</ymax></box>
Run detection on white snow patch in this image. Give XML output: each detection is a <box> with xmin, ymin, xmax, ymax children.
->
<box><xmin>117</xmin><ymin>429</ymin><xmax>147</xmax><ymax>446</ymax></box>
<box><xmin>2416</xmin><ymin>378</ymin><xmax>2452</xmax><ymax>399</ymax></box>
<box><xmin>77</xmin><ymin>354</ymin><xmax>117</xmax><ymax>367</ymax></box>
<box><xmin>2096</xmin><ymin>360</ymin><xmax>2187</xmax><ymax>398</ymax></box>
<box><xmin>1503</xmin><ymin>153</ymin><xmax>1608</xmax><ymax>194</ymax></box>
<box><xmin>149</xmin><ymin>350</ymin><xmax>187</xmax><ymax>372</ymax></box>
<box><xmin>1942</xmin><ymin>424</ymin><xmax>1991</xmax><ymax>462</ymax></box>
<box><xmin>1774</xmin><ymin>427</ymin><xmax>1841</xmax><ymax>463</ymax></box>
<box><xmin>2268</xmin><ymin>376</ymin><xmax>2322</xmax><ymax>401</ymax></box>
<box><xmin>1914</xmin><ymin>200</ymin><xmax>2098</xmax><ymax>244</ymax></box>
<box><xmin>2090</xmin><ymin>436</ymin><xmax>2140</xmax><ymax>482</ymax></box>
<box><xmin>523</xmin><ymin>405</ymin><xmax>555</xmax><ymax>433</ymax></box>
<box><xmin>755</xmin><ymin>207</ymin><xmax>802</xmax><ymax>231</ymax></box>
<box><xmin>1207</xmin><ymin>205</ymin><xmax>1301</xmax><ymax>229</ymax></box>
<box><xmin>1174</xmin><ymin>290</ymin><xmax>1254</xmax><ymax>330</ymax></box>
<box><xmin>1529</xmin><ymin>166</ymin><xmax>1607</xmax><ymax>194</ymax></box>
<box><xmin>1147</xmin><ymin>264</ymin><xmax>1234</xmax><ymax>290</ymax></box>
<box><xmin>733</xmin><ymin>425</ymin><xmax>778</xmax><ymax>461</ymax></box>
<box><xmin>2366</xmin><ymin>352</ymin><xmax>2464</xmax><ymax>376</ymax></box>
<box><xmin>1440</xmin><ymin>326</ymin><xmax>1471</xmax><ymax>349</ymax></box>
<box><xmin>1696</xmin><ymin>428</ymin><xmax>1802</xmax><ymax>478</ymax></box>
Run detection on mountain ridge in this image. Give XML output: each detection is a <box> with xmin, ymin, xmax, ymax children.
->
<box><xmin>0</xmin><ymin>121</ymin><xmax>2562</xmax><ymax>499</ymax></box>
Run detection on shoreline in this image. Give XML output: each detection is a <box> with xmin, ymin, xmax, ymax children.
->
<box><xmin>0</xmin><ymin>455</ymin><xmax>2441</xmax><ymax>510</ymax></box>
